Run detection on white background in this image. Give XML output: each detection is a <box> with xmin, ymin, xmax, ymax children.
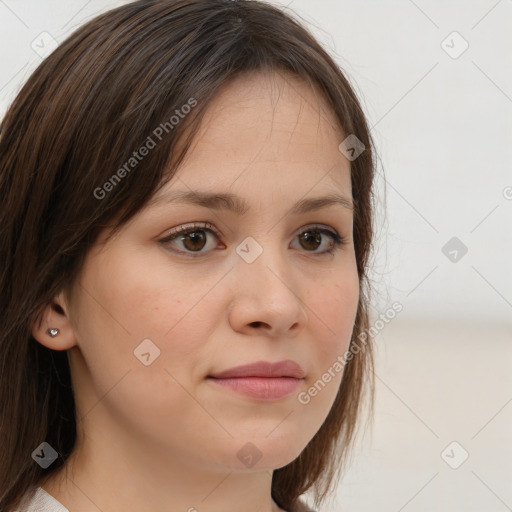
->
<box><xmin>1</xmin><ymin>1</ymin><xmax>510</xmax><ymax>511</ymax></box>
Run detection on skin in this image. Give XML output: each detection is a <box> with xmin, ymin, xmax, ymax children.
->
<box><xmin>32</xmin><ymin>71</ymin><xmax>359</xmax><ymax>512</ymax></box>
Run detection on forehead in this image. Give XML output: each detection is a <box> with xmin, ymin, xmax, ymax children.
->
<box><xmin>158</xmin><ymin>71</ymin><xmax>351</xmax><ymax>198</ymax></box>
<box><xmin>193</xmin><ymin>70</ymin><xmax>344</xmax><ymax>149</ymax></box>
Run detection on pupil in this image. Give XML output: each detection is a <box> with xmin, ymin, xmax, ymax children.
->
<box><xmin>184</xmin><ymin>231</ymin><xmax>206</xmax><ymax>251</ymax></box>
<box><xmin>301</xmin><ymin>231</ymin><xmax>320</xmax><ymax>250</ymax></box>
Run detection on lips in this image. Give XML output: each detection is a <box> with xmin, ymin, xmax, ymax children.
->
<box><xmin>208</xmin><ymin>360</ymin><xmax>306</xmax><ymax>379</ymax></box>
<box><xmin>207</xmin><ymin>360</ymin><xmax>305</xmax><ymax>401</ymax></box>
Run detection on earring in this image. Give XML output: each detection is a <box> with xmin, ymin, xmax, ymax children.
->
<box><xmin>47</xmin><ymin>328</ymin><xmax>60</xmax><ymax>337</ymax></box>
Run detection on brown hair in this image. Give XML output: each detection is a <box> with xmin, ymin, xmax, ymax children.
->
<box><xmin>0</xmin><ymin>1</ymin><xmax>377</xmax><ymax>510</ymax></box>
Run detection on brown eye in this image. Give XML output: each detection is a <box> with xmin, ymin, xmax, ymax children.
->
<box><xmin>178</xmin><ymin>230</ymin><xmax>208</xmax><ymax>251</ymax></box>
<box><xmin>298</xmin><ymin>230</ymin><xmax>322</xmax><ymax>251</ymax></box>
<box><xmin>160</xmin><ymin>223</ymin><xmax>220</xmax><ymax>256</ymax></box>
<box><xmin>160</xmin><ymin>223</ymin><xmax>345</xmax><ymax>257</ymax></box>
<box><xmin>292</xmin><ymin>226</ymin><xmax>345</xmax><ymax>255</ymax></box>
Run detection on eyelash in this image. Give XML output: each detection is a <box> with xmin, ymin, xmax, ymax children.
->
<box><xmin>159</xmin><ymin>222</ymin><xmax>346</xmax><ymax>258</ymax></box>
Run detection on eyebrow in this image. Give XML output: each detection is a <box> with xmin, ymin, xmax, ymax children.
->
<box><xmin>150</xmin><ymin>190</ymin><xmax>354</xmax><ymax>215</ymax></box>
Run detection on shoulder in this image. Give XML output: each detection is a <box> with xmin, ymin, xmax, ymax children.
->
<box><xmin>13</xmin><ymin>487</ymin><xmax>69</xmax><ymax>512</ymax></box>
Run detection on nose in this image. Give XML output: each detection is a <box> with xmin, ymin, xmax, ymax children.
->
<box><xmin>227</xmin><ymin>242</ymin><xmax>309</xmax><ymax>338</ymax></box>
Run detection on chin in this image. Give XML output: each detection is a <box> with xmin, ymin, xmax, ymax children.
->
<box><xmin>202</xmin><ymin>435</ymin><xmax>304</xmax><ymax>472</ymax></box>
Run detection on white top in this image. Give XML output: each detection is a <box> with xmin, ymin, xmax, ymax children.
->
<box><xmin>16</xmin><ymin>487</ymin><xmax>69</xmax><ymax>512</ymax></box>
<box><xmin>17</xmin><ymin>486</ymin><xmax>315</xmax><ymax>512</ymax></box>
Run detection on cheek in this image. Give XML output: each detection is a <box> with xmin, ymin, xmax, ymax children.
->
<box><xmin>308</xmin><ymin>274</ymin><xmax>359</xmax><ymax>353</ymax></box>
<box><xmin>85</xmin><ymin>243</ymin><xmax>208</xmax><ymax>336</ymax></box>
<box><xmin>301</xmin><ymin>274</ymin><xmax>359</xmax><ymax>411</ymax></box>
<box><xmin>71</xmin><ymin>255</ymin><xmax>218</xmax><ymax>439</ymax></box>
<box><xmin>69</xmin><ymin>249</ymin><xmax>202</xmax><ymax>386</ymax></box>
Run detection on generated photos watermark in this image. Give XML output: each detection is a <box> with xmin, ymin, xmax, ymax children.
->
<box><xmin>297</xmin><ymin>301</ymin><xmax>403</xmax><ymax>405</ymax></box>
<box><xmin>93</xmin><ymin>97</ymin><xmax>197</xmax><ymax>200</ymax></box>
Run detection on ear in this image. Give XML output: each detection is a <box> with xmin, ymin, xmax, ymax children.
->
<box><xmin>31</xmin><ymin>290</ymin><xmax>77</xmax><ymax>351</ymax></box>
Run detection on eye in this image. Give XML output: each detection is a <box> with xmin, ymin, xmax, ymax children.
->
<box><xmin>159</xmin><ymin>222</ymin><xmax>346</xmax><ymax>257</ymax></box>
<box><xmin>291</xmin><ymin>225</ymin><xmax>346</xmax><ymax>255</ymax></box>
<box><xmin>159</xmin><ymin>222</ymin><xmax>222</xmax><ymax>256</ymax></box>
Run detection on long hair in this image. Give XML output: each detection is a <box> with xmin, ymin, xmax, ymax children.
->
<box><xmin>0</xmin><ymin>1</ymin><xmax>377</xmax><ymax>510</ymax></box>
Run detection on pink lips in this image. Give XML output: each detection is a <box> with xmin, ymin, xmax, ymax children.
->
<box><xmin>207</xmin><ymin>360</ymin><xmax>305</xmax><ymax>401</ymax></box>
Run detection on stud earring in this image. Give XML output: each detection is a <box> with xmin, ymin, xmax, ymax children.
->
<box><xmin>47</xmin><ymin>328</ymin><xmax>60</xmax><ymax>337</ymax></box>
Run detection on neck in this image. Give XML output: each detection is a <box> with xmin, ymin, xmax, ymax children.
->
<box><xmin>39</xmin><ymin>427</ymin><xmax>287</xmax><ymax>512</ymax></box>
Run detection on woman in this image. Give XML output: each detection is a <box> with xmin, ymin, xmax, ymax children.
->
<box><xmin>0</xmin><ymin>1</ymin><xmax>377</xmax><ymax>511</ymax></box>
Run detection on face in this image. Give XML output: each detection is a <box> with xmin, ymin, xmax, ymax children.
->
<box><xmin>39</xmin><ymin>71</ymin><xmax>359</xmax><ymax>476</ymax></box>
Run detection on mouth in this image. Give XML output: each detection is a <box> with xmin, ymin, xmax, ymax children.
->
<box><xmin>207</xmin><ymin>376</ymin><xmax>303</xmax><ymax>401</ymax></box>
<box><xmin>207</xmin><ymin>360</ymin><xmax>305</xmax><ymax>401</ymax></box>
